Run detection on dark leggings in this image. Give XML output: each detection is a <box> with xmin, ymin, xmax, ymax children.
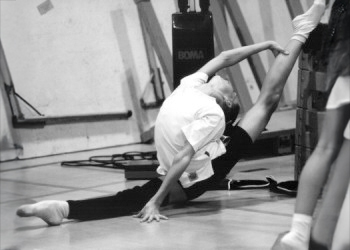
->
<box><xmin>67</xmin><ymin>126</ymin><xmax>252</xmax><ymax>221</ymax></box>
<box><xmin>68</xmin><ymin>178</ymin><xmax>167</xmax><ymax>220</ymax></box>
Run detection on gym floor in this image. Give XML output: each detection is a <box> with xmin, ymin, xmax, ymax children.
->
<box><xmin>1</xmin><ymin>143</ymin><xmax>299</xmax><ymax>250</ymax></box>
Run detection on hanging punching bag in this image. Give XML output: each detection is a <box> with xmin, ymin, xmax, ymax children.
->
<box><xmin>172</xmin><ymin>0</ymin><xmax>214</xmax><ymax>89</ymax></box>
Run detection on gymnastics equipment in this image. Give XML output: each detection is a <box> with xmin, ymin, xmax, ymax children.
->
<box><xmin>172</xmin><ymin>0</ymin><xmax>214</xmax><ymax>88</ymax></box>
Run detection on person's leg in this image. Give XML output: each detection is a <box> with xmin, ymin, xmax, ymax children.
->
<box><xmin>296</xmin><ymin>108</ymin><xmax>349</xmax><ymax>214</ymax></box>
<box><xmin>330</xmin><ymin>182</ymin><xmax>350</xmax><ymax>250</ymax></box>
<box><xmin>238</xmin><ymin>0</ymin><xmax>327</xmax><ymax>142</ymax></box>
<box><xmin>209</xmin><ymin>0</ymin><xmax>327</xmax><ymax>191</ymax></box>
<box><xmin>309</xmin><ymin>138</ymin><xmax>350</xmax><ymax>249</ymax></box>
<box><xmin>67</xmin><ymin>178</ymin><xmax>169</xmax><ymax>220</ymax></box>
<box><xmin>17</xmin><ymin>178</ymin><xmax>170</xmax><ymax>225</ymax></box>
<box><xmin>280</xmin><ymin>105</ymin><xmax>349</xmax><ymax>250</ymax></box>
<box><xmin>16</xmin><ymin>200</ymin><xmax>69</xmax><ymax>226</ymax></box>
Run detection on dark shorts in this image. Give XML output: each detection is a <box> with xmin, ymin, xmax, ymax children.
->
<box><xmin>183</xmin><ymin>125</ymin><xmax>253</xmax><ymax>200</ymax></box>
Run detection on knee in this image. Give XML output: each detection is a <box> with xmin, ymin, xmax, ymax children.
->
<box><xmin>257</xmin><ymin>95</ymin><xmax>281</xmax><ymax>119</ymax></box>
<box><xmin>314</xmin><ymin>139</ymin><xmax>342</xmax><ymax>159</ymax></box>
<box><xmin>308</xmin><ymin>146</ymin><xmax>338</xmax><ymax>168</ymax></box>
<box><xmin>266</xmin><ymin>95</ymin><xmax>280</xmax><ymax>114</ymax></box>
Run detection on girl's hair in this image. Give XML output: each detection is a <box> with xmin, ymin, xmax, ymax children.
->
<box><xmin>324</xmin><ymin>0</ymin><xmax>350</xmax><ymax>85</ymax></box>
<box><xmin>222</xmin><ymin>99</ymin><xmax>240</xmax><ymax>126</ymax></box>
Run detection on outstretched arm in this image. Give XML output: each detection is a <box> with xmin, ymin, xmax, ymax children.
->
<box><xmin>198</xmin><ymin>41</ymin><xmax>288</xmax><ymax>77</ymax></box>
<box><xmin>134</xmin><ymin>140</ymin><xmax>195</xmax><ymax>223</ymax></box>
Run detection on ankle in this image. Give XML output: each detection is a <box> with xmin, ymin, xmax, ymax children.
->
<box><xmin>290</xmin><ymin>213</ymin><xmax>313</xmax><ymax>240</ymax></box>
<box><xmin>61</xmin><ymin>201</ymin><xmax>69</xmax><ymax>218</ymax></box>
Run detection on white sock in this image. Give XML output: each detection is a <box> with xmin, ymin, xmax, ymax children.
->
<box><xmin>16</xmin><ymin>200</ymin><xmax>69</xmax><ymax>226</ymax></box>
<box><xmin>281</xmin><ymin>214</ymin><xmax>313</xmax><ymax>250</ymax></box>
<box><xmin>291</xmin><ymin>0</ymin><xmax>326</xmax><ymax>43</ymax></box>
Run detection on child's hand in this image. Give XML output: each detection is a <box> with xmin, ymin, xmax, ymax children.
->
<box><xmin>269</xmin><ymin>41</ymin><xmax>289</xmax><ymax>57</ymax></box>
<box><xmin>133</xmin><ymin>201</ymin><xmax>168</xmax><ymax>223</ymax></box>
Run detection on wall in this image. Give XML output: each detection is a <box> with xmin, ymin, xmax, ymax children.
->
<box><xmin>0</xmin><ymin>0</ymin><xmax>310</xmax><ymax>161</ymax></box>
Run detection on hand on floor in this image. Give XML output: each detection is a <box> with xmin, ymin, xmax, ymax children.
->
<box><xmin>133</xmin><ymin>201</ymin><xmax>168</xmax><ymax>223</ymax></box>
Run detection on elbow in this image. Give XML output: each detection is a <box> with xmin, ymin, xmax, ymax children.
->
<box><xmin>219</xmin><ymin>51</ymin><xmax>229</xmax><ymax>60</ymax></box>
<box><xmin>263</xmin><ymin>82</ymin><xmax>284</xmax><ymax>109</ymax></box>
<box><xmin>175</xmin><ymin>152</ymin><xmax>193</xmax><ymax>166</ymax></box>
<box><xmin>268</xmin><ymin>93</ymin><xmax>281</xmax><ymax>110</ymax></box>
<box><xmin>219</xmin><ymin>51</ymin><xmax>233</xmax><ymax>65</ymax></box>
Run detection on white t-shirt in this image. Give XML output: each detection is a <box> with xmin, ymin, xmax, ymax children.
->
<box><xmin>326</xmin><ymin>76</ymin><xmax>350</xmax><ymax>139</ymax></box>
<box><xmin>155</xmin><ymin>72</ymin><xmax>226</xmax><ymax>188</ymax></box>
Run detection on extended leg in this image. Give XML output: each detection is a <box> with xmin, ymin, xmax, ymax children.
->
<box><xmin>67</xmin><ymin>178</ymin><xmax>168</xmax><ymax>221</ymax></box>
<box><xmin>17</xmin><ymin>178</ymin><xmax>169</xmax><ymax>225</ymax></box>
<box><xmin>238</xmin><ymin>0</ymin><xmax>326</xmax><ymax>142</ymax></box>
<box><xmin>213</xmin><ymin>0</ymin><xmax>326</xmax><ymax>185</ymax></box>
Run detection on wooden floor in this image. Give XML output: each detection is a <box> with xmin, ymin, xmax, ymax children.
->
<box><xmin>1</xmin><ymin>144</ymin><xmax>298</xmax><ymax>250</ymax></box>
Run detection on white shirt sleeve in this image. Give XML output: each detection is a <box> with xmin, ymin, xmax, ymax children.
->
<box><xmin>180</xmin><ymin>72</ymin><xmax>209</xmax><ymax>88</ymax></box>
<box><xmin>181</xmin><ymin>105</ymin><xmax>225</xmax><ymax>152</ymax></box>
